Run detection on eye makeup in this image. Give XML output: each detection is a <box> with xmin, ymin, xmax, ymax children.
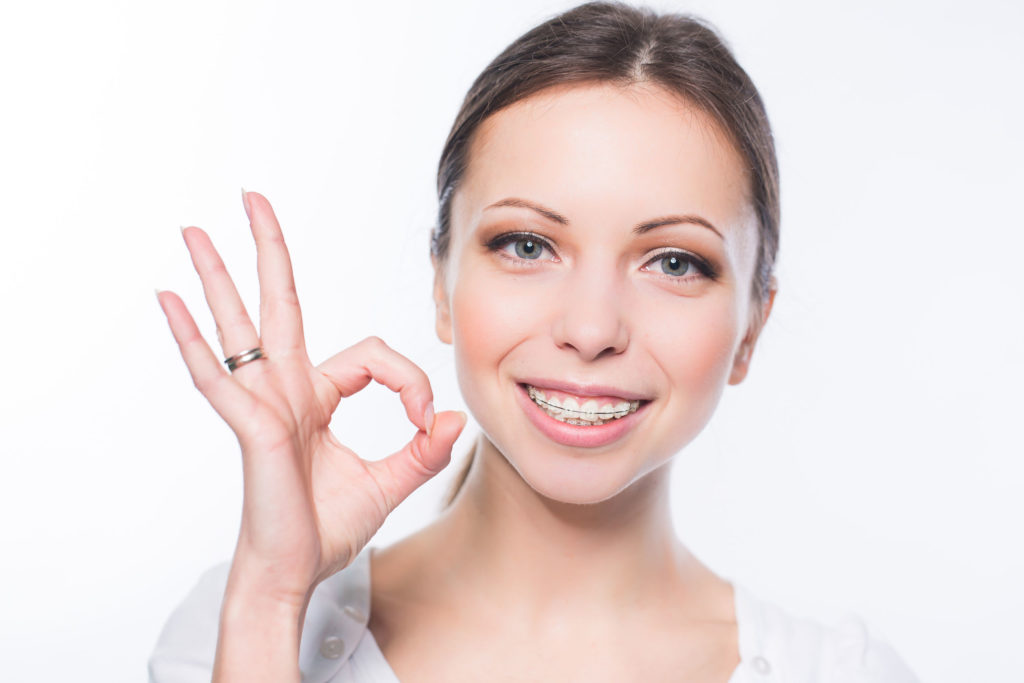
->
<box><xmin>478</xmin><ymin>221</ymin><xmax>727</xmax><ymax>294</ymax></box>
<box><xmin>641</xmin><ymin>248</ymin><xmax>720</xmax><ymax>282</ymax></box>
<box><xmin>484</xmin><ymin>231</ymin><xmax>558</xmax><ymax>264</ymax></box>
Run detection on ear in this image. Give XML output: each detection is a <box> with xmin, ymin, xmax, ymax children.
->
<box><xmin>728</xmin><ymin>278</ymin><xmax>777</xmax><ymax>385</ymax></box>
<box><xmin>432</xmin><ymin>255</ymin><xmax>453</xmax><ymax>345</ymax></box>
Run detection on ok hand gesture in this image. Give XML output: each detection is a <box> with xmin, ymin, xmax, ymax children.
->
<box><xmin>157</xmin><ymin>191</ymin><xmax>465</xmax><ymax>617</ymax></box>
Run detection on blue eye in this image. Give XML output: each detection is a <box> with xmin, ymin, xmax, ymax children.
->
<box><xmin>644</xmin><ymin>250</ymin><xmax>717</xmax><ymax>281</ymax></box>
<box><xmin>486</xmin><ymin>232</ymin><xmax>555</xmax><ymax>262</ymax></box>
<box><xmin>659</xmin><ymin>254</ymin><xmax>692</xmax><ymax>276</ymax></box>
<box><xmin>513</xmin><ymin>238</ymin><xmax>544</xmax><ymax>259</ymax></box>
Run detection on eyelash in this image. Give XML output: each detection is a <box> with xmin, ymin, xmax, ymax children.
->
<box><xmin>484</xmin><ymin>231</ymin><xmax>719</xmax><ymax>283</ymax></box>
<box><xmin>642</xmin><ymin>249</ymin><xmax>719</xmax><ymax>282</ymax></box>
<box><xmin>485</xmin><ymin>232</ymin><xmax>557</xmax><ymax>265</ymax></box>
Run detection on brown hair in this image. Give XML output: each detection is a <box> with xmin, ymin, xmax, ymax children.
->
<box><xmin>433</xmin><ymin>1</ymin><xmax>780</xmax><ymax>507</ymax></box>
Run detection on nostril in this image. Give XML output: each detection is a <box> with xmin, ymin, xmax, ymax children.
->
<box><xmin>556</xmin><ymin>338</ymin><xmax>628</xmax><ymax>362</ymax></box>
<box><xmin>552</xmin><ymin>318</ymin><xmax>629</xmax><ymax>361</ymax></box>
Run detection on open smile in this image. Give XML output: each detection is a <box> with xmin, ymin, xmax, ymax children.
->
<box><xmin>526</xmin><ymin>385</ymin><xmax>640</xmax><ymax>426</ymax></box>
<box><xmin>514</xmin><ymin>381</ymin><xmax>651</xmax><ymax>448</ymax></box>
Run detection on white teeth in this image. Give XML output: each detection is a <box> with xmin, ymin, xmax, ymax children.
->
<box><xmin>526</xmin><ymin>385</ymin><xmax>642</xmax><ymax>426</ymax></box>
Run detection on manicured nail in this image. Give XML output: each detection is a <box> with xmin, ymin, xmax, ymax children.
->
<box><xmin>424</xmin><ymin>402</ymin><xmax>435</xmax><ymax>437</ymax></box>
<box><xmin>241</xmin><ymin>187</ymin><xmax>252</xmax><ymax>222</ymax></box>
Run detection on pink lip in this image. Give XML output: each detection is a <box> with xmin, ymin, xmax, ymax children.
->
<box><xmin>516</xmin><ymin>377</ymin><xmax>651</xmax><ymax>402</ymax></box>
<box><xmin>514</xmin><ymin>383</ymin><xmax>650</xmax><ymax>449</ymax></box>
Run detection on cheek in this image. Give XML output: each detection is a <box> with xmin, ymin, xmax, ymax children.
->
<box><xmin>638</xmin><ymin>294</ymin><xmax>741</xmax><ymax>394</ymax></box>
<box><xmin>456</xmin><ymin>275</ymin><xmax>527</xmax><ymax>330</ymax></box>
<box><xmin>448</xmin><ymin>270</ymin><xmax>541</xmax><ymax>400</ymax></box>
<box><xmin>450</xmin><ymin>264</ymin><xmax>552</xmax><ymax>351</ymax></box>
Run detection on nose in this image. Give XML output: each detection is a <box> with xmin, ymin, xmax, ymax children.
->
<box><xmin>550</xmin><ymin>259</ymin><xmax>630</xmax><ymax>361</ymax></box>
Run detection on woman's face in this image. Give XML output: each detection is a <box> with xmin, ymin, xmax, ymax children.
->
<box><xmin>434</xmin><ymin>83</ymin><xmax>769</xmax><ymax>504</ymax></box>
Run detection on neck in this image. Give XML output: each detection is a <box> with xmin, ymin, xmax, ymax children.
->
<box><xmin>421</xmin><ymin>435</ymin><xmax>698</xmax><ymax>617</ymax></box>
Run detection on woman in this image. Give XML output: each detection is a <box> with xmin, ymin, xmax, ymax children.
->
<box><xmin>151</xmin><ymin>2</ymin><xmax>917</xmax><ymax>681</ymax></box>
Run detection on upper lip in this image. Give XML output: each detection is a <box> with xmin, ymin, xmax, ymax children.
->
<box><xmin>518</xmin><ymin>378</ymin><xmax>652</xmax><ymax>402</ymax></box>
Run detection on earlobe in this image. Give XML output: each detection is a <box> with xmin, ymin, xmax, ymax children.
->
<box><xmin>432</xmin><ymin>258</ymin><xmax>453</xmax><ymax>345</ymax></box>
<box><xmin>728</xmin><ymin>281</ymin><xmax>777</xmax><ymax>386</ymax></box>
<box><xmin>727</xmin><ymin>339</ymin><xmax>754</xmax><ymax>385</ymax></box>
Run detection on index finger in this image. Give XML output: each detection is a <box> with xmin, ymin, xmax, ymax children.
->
<box><xmin>315</xmin><ymin>336</ymin><xmax>435</xmax><ymax>435</ymax></box>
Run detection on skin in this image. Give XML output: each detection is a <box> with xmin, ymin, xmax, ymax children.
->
<box><xmin>369</xmin><ymin>82</ymin><xmax>775</xmax><ymax>682</ymax></box>
<box><xmin>158</xmin><ymin>81</ymin><xmax>774</xmax><ymax>682</ymax></box>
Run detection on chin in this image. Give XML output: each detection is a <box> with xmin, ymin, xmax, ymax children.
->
<box><xmin>502</xmin><ymin>444</ymin><xmax>660</xmax><ymax>506</ymax></box>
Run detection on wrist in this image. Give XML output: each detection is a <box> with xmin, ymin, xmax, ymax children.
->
<box><xmin>224</xmin><ymin>551</ymin><xmax>318</xmax><ymax>614</ymax></box>
<box><xmin>221</xmin><ymin>584</ymin><xmax>307</xmax><ymax>626</ymax></box>
<box><xmin>214</xmin><ymin>578</ymin><xmax>308</xmax><ymax>683</ymax></box>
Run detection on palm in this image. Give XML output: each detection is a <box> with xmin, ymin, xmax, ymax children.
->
<box><xmin>157</xmin><ymin>191</ymin><xmax>465</xmax><ymax>598</ymax></box>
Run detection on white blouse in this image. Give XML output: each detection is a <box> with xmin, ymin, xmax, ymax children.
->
<box><xmin>148</xmin><ymin>549</ymin><xmax>918</xmax><ymax>682</ymax></box>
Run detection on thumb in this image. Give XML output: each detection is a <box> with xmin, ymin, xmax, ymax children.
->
<box><xmin>367</xmin><ymin>410</ymin><xmax>468</xmax><ymax>509</ymax></box>
<box><xmin>423</xmin><ymin>410</ymin><xmax>468</xmax><ymax>470</ymax></box>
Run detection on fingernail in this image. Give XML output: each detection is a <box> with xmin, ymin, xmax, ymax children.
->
<box><xmin>456</xmin><ymin>410</ymin><xmax>468</xmax><ymax>429</ymax></box>
<box><xmin>241</xmin><ymin>187</ymin><xmax>252</xmax><ymax>222</ymax></box>
<box><xmin>424</xmin><ymin>402</ymin><xmax>435</xmax><ymax>437</ymax></box>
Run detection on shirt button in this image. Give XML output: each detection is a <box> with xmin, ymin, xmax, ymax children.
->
<box><xmin>344</xmin><ymin>605</ymin><xmax>367</xmax><ymax>622</ymax></box>
<box><xmin>752</xmin><ymin>655</ymin><xmax>771</xmax><ymax>675</ymax></box>
<box><xmin>319</xmin><ymin>636</ymin><xmax>346</xmax><ymax>659</ymax></box>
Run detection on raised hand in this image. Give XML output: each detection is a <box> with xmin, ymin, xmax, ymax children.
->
<box><xmin>156</xmin><ymin>192</ymin><xmax>465</xmax><ymax>671</ymax></box>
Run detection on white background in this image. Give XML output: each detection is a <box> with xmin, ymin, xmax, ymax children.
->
<box><xmin>1</xmin><ymin>0</ymin><xmax>1021</xmax><ymax>680</ymax></box>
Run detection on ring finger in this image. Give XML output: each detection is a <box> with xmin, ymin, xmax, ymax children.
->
<box><xmin>181</xmin><ymin>226</ymin><xmax>263</xmax><ymax>365</ymax></box>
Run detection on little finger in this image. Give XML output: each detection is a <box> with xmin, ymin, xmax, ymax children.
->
<box><xmin>157</xmin><ymin>290</ymin><xmax>259</xmax><ymax>429</ymax></box>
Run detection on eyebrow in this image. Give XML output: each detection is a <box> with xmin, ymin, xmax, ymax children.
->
<box><xmin>485</xmin><ymin>197</ymin><xmax>569</xmax><ymax>225</ymax></box>
<box><xmin>483</xmin><ymin>197</ymin><xmax>724</xmax><ymax>240</ymax></box>
<box><xmin>633</xmin><ymin>214</ymin><xmax>724</xmax><ymax>240</ymax></box>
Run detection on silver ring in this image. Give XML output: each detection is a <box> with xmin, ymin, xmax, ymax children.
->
<box><xmin>224</xmin><ymin>347</ymin><xmax>266</xmax><ymax>372</ymax></box>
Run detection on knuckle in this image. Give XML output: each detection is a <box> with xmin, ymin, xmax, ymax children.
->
<box><xmin>207</xmin><ymin>260</ymin><xmax>230</xmax><ymax>277</ymax></box>
<box><xmin>264</xmin><ymin>231</ymin><xmax>287</xmax><ymax>247</ymax></box>
<box><xmin>280</xmin><ymin>285</ymin><xmax>300</xmax><ymax>307</ymax></box>
<box><xmin>192</xmin><ymin>373</ymin><xmax>214</xmax><ymax>393</ymax></box>
<box><xmin>404</xmin><ymin>360</ymin><xmax>430</xmax><ymax>387</ymax></box>
<box><xmin>227</xmin><ymin>313</ymin><xmax>251</xmax><ymax>331</ymax></box>
<box><xmin>361</xmin><ymin>335</ymin><xmax>389</xmax><ymax>357</ymax></box>
<box><xmin>402</xmin><ymin>369</ymin><xmax>428</xmax><ymax>393</ymax></box>
<box><xmin>407</xmin><ymin>441</ymin><xmax>431</xmax><ymax>476</ymax></box>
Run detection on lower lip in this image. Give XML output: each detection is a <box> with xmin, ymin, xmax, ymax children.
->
<box><xmin>514</xmin><ymin>383</ymin><xmax>648</xmax><ymax>449</ymax></box>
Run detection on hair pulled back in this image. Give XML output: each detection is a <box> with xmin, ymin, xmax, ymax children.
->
<box><xmin>434</xmin><ymin>1</ymin><xmax>780</xmax><ymax>506</ymax></box>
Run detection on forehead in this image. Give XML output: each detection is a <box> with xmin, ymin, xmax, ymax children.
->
<box><xmin>456</xmin><ymin>82</ymin><xmax>754</xmax><ymax>239</ymax></box>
